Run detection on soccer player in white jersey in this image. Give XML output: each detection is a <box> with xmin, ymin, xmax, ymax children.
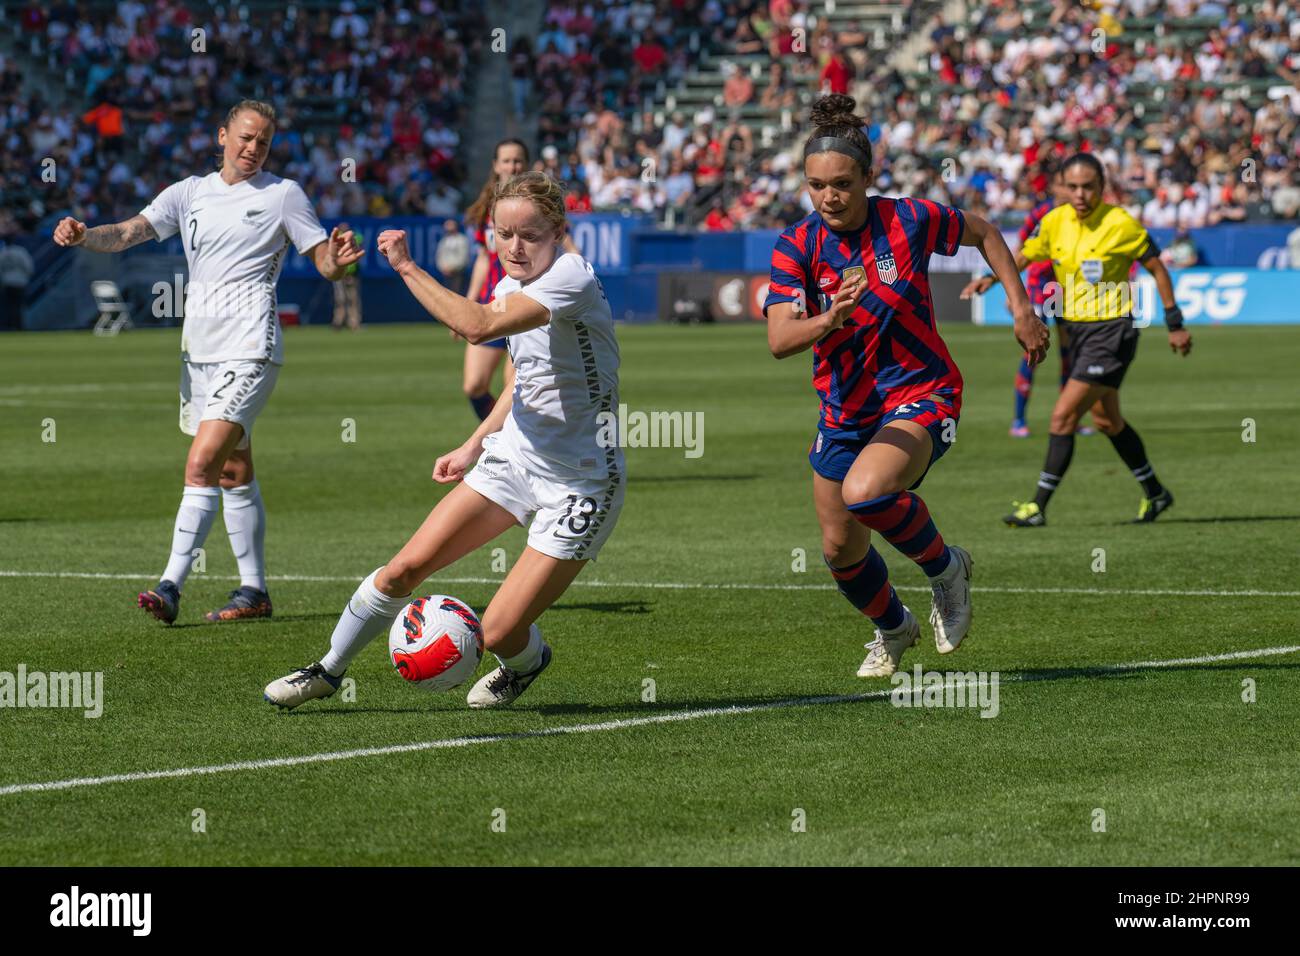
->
<box><xmin>264</xmin><ymin>171</ymin><xmax>624</xmax><ymax>710</ymax></box>
<box><xmin>52</xmin><ymin>100</ymin><xmax>363</xmax><ymax>624</ymax></box>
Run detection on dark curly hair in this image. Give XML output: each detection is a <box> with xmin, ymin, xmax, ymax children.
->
<box><xmin>804</xmin><ymin>94</ymin><xmax>873</xmax><ymax>176</ymax></box>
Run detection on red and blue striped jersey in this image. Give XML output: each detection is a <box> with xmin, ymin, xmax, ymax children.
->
<box><xmin>1020</xmin><ymin>198</ymin><xmax>1056</xmax><ymax>305</ymax></box>
<box><xmin>474</xmin><ymin>214</ymin><xmax>506</xmax><ymax>304</ymax></box>
<box><xmin>765</xmin><ymin>197</ymin><xmax>967</xmax><ymax>439</ymax></box>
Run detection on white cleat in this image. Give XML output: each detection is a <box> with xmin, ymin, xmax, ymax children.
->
<box><xmin>264</xmin><ymin>662</ymin><xmax>342</xmax><ymax>710</ymax></box>
<box><xmin>857</xmin><ymin>608</ymin><xmax>920</xmax><ymax>678</ymax></box>
<box><xmin>467</xmin><ymin>642</ymin><xmax>552</xmax><ymax>709</ymax></box>
<box><xmin>930</xmin><ymin>545</ymin><xmax>973</xmax><ymax>654</ymax></box>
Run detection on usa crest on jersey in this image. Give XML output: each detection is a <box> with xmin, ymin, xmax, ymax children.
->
<box><xmin>875</xmin><ymin>254</ymin><xmax>898</xmax><ymax>284</ymax></box>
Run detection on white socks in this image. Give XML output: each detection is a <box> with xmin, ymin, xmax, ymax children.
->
<box><xmin>161</xmin><ymin>486</ymin><xmax>221</xmax><ymax>588</ymax></box>
<box><xmin>320</xmin><ymin>569</ymin><xmax>411</xmax><ymax>677</ymax></box>
<box><xmin>222</xmin><ymin>480</ymin><xmax>267</xmax><ymax>591</ymax></box>
<box><xmin>499</xmin><ymin>624</ymin><xmax>544</xmax><ymax>674</ymax></box>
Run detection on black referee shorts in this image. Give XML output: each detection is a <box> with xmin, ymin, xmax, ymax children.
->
<box><xmin>1061</xmin><ymin>317</ymin><xmax>1139</xmax><ymax>389</ymax></box>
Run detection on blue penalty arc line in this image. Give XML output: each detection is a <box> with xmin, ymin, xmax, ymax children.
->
<box><xmin>1</xmin><ymin>644</ymin><xmax>1297</xmax><ymax>798</ymax></box>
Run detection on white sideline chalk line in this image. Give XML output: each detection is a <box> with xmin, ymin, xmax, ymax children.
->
<box><xmin>1</xmin><ymin>644</ymin><xmax>1297</xmax><ymax>798</ymax></box>
<box><xmin>1</xmin><ymin>569</ymin><xmax>1298</xmax><ymax>599</ymax></box>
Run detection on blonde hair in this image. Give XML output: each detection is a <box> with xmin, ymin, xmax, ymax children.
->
<box><xmin>492</xmin><ymin>171</ymin><xmax>567</xmax><ymax>237</ymax></box>
<box><xmin>224</xmin><ymin>99</ymin><xmax>277</xmax><ymax>129</ymax></box>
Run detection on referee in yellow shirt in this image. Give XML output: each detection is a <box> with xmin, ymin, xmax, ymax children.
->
<box><xmin>963</xmin><ymin>153</ymin><xmax>1192</xmax><ymax>525</ymax></box>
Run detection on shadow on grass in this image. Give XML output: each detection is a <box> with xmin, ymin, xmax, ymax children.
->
<box><xmin>272</xmin><ymin>660</ymin><xmax>1300</xmax><ymax>720</ymax></box>
<box><xmin>165</xmin><ymin>612</ymin><xmax>340</xmax><ymax>629</ymax></box>
<box><xmin>1142</xmin><ymin>515</ymin><xmax>1300</xmax><ymax>525</ymax></box>
<box><xmin>548</xmin><ymin>600</ymin><xmax>653</xmax><ymax>614</ymax></box>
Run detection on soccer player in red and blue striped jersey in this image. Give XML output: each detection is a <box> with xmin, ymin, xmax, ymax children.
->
<box><xmin>766</xmin><ymin>95</ymin><xmax>1049</xmax><ymax>678</ymax></box>
<box><xmin>461</xmin><ymin>139</ymin><xmax>529</xmax><ymax>421</ymax></box>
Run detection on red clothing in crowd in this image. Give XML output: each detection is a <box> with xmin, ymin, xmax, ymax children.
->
<box><xmin>633</xmin><ymin>41</ymin><xmax>666</xmax><ymax>73</ymax></box>
<box><xmin>820</xmin><ymin>55</ymin><xmax>853</xmax><ymax>94</ymax></box>
<box><xmin>82</xmin><ymin>103</ymin><xmax>124</xmax><ymax>138</ymax></box>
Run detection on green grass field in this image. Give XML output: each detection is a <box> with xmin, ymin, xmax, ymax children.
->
<box><xmin>1</xmin><ymin>320</ymin><xmax>1298</xmax><ymax>865</ymax></box>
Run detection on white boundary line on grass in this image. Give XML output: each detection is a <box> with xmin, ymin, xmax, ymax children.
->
<box><xmin>1</xmin><ymin>644</ymin><xmax>1297</xmax><ymax>798</ymax></box>
<box><xmin>1</xmin><ymin>569</ymin><xmax>1298</xmax><ymax>599</ymax></box>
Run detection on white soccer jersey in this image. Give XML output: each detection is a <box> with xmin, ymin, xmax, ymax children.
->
<box><xmin>492</xmin><ymin>251</ymin><xmax>623</xmax><ymax>480</ymax></box>
<box><xmin>140</xmin><ymin>171</ymin><xmax>328</xmax><ymax>364</ymax></box>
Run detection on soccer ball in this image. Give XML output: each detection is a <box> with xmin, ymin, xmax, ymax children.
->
<box><xmin>388</xmin><ymin>595</ymin><xmax>484</xmax><ymax>692</ymax></box>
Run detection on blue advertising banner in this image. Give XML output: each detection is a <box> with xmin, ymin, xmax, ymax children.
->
<box><xmin>973</xmin><ymin>269</ymin><xmax>1300</xmax><ymax>326</ymax></box>
<box><xmin>1149</xmin><ymin>225</ymin><xmax>1294</xmax><ymax>269</ymax></box>
<box><xmin>144</xmin><ymin>212</ymin><xmax>649</xmax><ymax>280</ymax></box>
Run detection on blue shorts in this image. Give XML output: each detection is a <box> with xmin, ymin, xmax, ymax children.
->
<box><xmin>483</xmin><ymin>338</ymin><xmax>508</xmax><ymax>350</ymax></box>
<box><xmin>809</xmin><ymin>399</ymin><xmax>958</xmax><ymax>490</ymax></box>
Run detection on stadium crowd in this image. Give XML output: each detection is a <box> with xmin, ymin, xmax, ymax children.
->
<box><xmin>1</xmin><ymin>0</ymin><xmax>1296</xmax><ymax>241</ymax></box>
<box><xmin>2</xmin><ymin>0</ymin><xmax>482</xmax><ymax>234</ymax></box>
<box><xmin>560</xmin><ymin>0</ymin><xmax>1299</xmax><ymax>230</ymax></box>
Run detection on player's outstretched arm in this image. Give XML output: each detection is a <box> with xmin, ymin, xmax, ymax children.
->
<box><xmin>1140</xmin><ymin>253</ymin><xmax>1191</xmax><ymax>356</ymax></box>
<box><xmin>307</xmin><ymin>225</ymin><xmax>364</xmax><ymax>282</ymax></box>
<box><xmin>54</xmin><ymin>214</ymin><xmax>157</xmax><ymax>253</ymax></box>
<box><xmin>433</xmin><ymin>356</ymin><xmax>516</xmax><ymax>484</ymax></box>
<box><xmin>767</xmin><ymin>280</ymin><xmax>864</xmax><ymax>360</ymax></box>
<box><xmin>377</xmin><ymin>229</ymin><xmax>548</xmax><ymax>343</ymax></box>
<box><xmin>961</xmin><ymin>212</ymin><xmax>1049</xmax><ymax>367</ymax></box>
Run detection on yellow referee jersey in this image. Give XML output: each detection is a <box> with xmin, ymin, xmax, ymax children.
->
<box><xmin>1020</xmin><ymin>202</ymin><xmax>1155</xmax><ymax>321</ymax></box>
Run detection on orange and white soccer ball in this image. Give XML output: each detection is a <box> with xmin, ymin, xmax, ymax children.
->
<box><xmin>388</xmin><ymin>595</ymin><xmax>484</xmax><ymax>692</ymax></box>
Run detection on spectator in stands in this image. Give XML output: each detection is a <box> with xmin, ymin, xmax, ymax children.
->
<box><xmin>722</xmin><ymin>61</ymin><xmax>755</xmax><ymax>113</ymax></box>
<box><xmin>434</xmin><ymin>219</ymin><xmax>470</xmax><ymax>295</ymax></box>
<box><xmin>1177</xmin><ymin>185</ymin><xmax>1211</xmax><ymax>229</ymax></box>
<box><xmin>81</xmin><ymin>96</ymin><xmax>124</xmax><ymax>158</ymax></box>
<box><xmin>331</xmin><ymin>222</ymin><xmax>364</xmax><ymax>332</ymax></box>
<box><xmin>761</xmin><ymin>61</ymin><xmax>797</xmax><ymax>110</ymax></box>
<box><xmin>510</xmin><ymin>36</ymin><xmax>533</xmax><ymax>119</ymax></box>
<box><xmin>632</xmin><ymin>31</ymin><xmax>667</xmax><ymax>83</ymax></box>
<box><xmin>0</xmin><ymin>237</ymin><xmax>33</xmax><ymax>330</ymax></box>
<box><xmin>702</xmin><ymin>198</ymin><xmax>732</xmax><ymax>231</ymax></box>
<box><xmin>733</xmin><ymin>17</ymin><xmax>764</xmax><ymax>56</ymax></box>
<box><xmin>819</xmin><ymin>44</ymin><xmax>854</xmax><ymax>95</ymax></box>
<box><xmin>1271</xmin><ymin>170</ymin><xmax>1300</xmax><ymax>218</ymax></box>
<box><xmin>1164</xmin><ymin>229</ymin><xmax>1202</xmax><ymax>268</ymax></box>
<box><xmin>1143</xmin><ymin>188</ymin><xmax>1179</xmax><ymax>228</ymax></box>
<box><xmin>564</xmin><ymin>181</ymin><xmax>593</xmax><ymax>214</ymax></box>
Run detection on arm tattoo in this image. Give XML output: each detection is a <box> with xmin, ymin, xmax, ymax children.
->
<box><xmin>81</xmin><ymin>216</ymin><xmax>158</xmax><ymax>253</ymax></box>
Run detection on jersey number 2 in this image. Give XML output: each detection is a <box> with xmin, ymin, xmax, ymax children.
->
<box><xmin>211</xmin><ymin>370</ymin><xmax>237</xmax><ymax>400</ymax></box>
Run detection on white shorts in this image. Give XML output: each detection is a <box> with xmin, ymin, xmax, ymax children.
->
<box><xmin>464</xmin><ymin>434</ymin><xmax>625</xmax><ymax>561</ymax></box>
<box><xmin>179</xmin><ymin>359</ymin><xmax>279</xmax><ymax>450</ymax></box>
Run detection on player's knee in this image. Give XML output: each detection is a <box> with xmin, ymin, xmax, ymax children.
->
<box><xmin>1049</xmin><ymin>409</ymin><xmax>1080</xmax><ymax>435</ymax></box>
<box><xmin>840</xmin><ymin>473</ymin><xmax>898</xmax><ymax>506</ymax></box>
<box><xmin>184</xmin><ymin>453</ymin><xmax>222</xmax><ymax>487</ymax></box>
<box><xmin>1096</xmin><ymin>414</ymin><xmax>1125</xmax><ymax>436</ymax></box>
<box><xmin>463</xmin><ymin>375</ymin><xmax>490</xmax><ymax>398</ymax></box>
<box><xmin>220</xmin><ymin>460</ymin><xmax>253</xmax><ymax>488</ymax></box>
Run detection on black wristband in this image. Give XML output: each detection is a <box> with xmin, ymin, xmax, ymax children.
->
<box><xmin>1164</xmin><ymin>305</ymin><xmax>1184</xmax><ymax>331</ymax></box>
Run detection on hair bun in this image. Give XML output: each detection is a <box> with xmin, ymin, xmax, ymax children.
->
<box><xmin>810</xmin><ymin>93</ymin><xmax>860</xmax><ymax>130</ymax></box>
